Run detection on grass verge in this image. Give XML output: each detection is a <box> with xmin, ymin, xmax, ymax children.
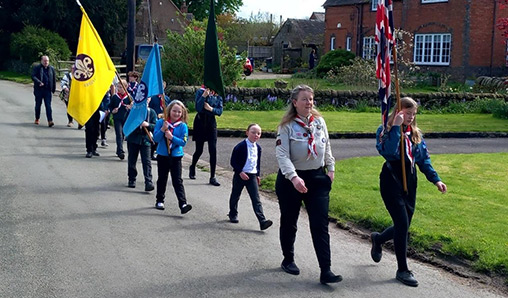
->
<box><xmin>260</xmin><ymin>153</ymin><xmax>508</xmax><ymax>279</ymax></box>
<box><xmin>188</xmin><ymin>111</ymin><xmax>508</xmax><ymax>133</ymax></box>
<box><xmin>0</xmin><ymin>71</ymin><xmax>32</xmax><ymax>84</ymax></box>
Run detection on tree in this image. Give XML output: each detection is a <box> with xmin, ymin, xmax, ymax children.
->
<box><xmin>172</xmin><ymin>0</ymin><xmax>243</xmax><ymax>21</ymax></box>
<box><xmin>161</xmin><ymin>20</ymin><xmax>242</xmax><ymax>86</ymax></box>
<box><xmin>496</xmin><ymin>0</ymin><xmax>508</xmax><ymax>38</ymax></box>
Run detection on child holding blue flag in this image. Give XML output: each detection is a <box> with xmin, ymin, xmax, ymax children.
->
<box><xmin>153</xmin><ymin>100</ymin><xmax>192</xmax><ymax>214</ymax></box>
<box><xmin>126</xmin><ymin>97</ymin><xmax>157</xmax><ymax>191</ymax></box>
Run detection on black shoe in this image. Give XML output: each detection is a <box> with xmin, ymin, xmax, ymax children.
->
<box><xmin>118</xmin><ymin>153</ymin><xmax>125</xmax><ymax>160</ymax></box>
<box><xmin>145</xmin><ymin>183</ymin><xmax>154</xmax><ymax>192</ymax></box>
<box><xmin>155</xmin><ymin>202</ymin><xmax>165</xmax><ymax>210</ymax></box>
<box><xmin>281</xmin><ymin>260</ymin><xmax>300</xmax><ymax>275</ymax></box>
<box><xmin>128</xmin><ymin>181</ymin><xmax>136</xmax><ymax>188</ymax></box>
<box><xmin>371</xmin><ymin>232</ymin><xmax>382</xmax><ymax>263</ymax></box>
<box><xmin>189</xmin><ymin>166</ymin><xmax>196</xmax><ymax>179</ymax></box>
<box><xmin>228</xmin><ymin>214</ymin><xmax>239</xmax><ymax>223</ymax></box>
<box><xmin>86</xmin><ymin>152</ymin><xmax>92</xmax><ymax>158</ymax></box>
<box><xmin>78</xmin><ymin>124</ymin><xmax>83</xmax><ymax>130</ymax></box>
<box><xmin>92</xmin><ymin>151</ymin><xmax>100</xmax><ymax>156</ymax></box>
<box><xmin>320</xmin><ymin>270</ymin><xmax>343</xmax><ymax>284</ymax></box>
<box><xmin>180</xmin><ymin>204</ymin><xmax>192</xmax><ymax>214</ymax></box>
<box><xmin>396</xmin><ymin>270</ymin><xmax>419</xmax><ymax>287</ymax></box>
<box><xmin>209</xmin><ymin>177</ymin><xmax>220</xmax><ymax>186</ymax></box>
<box><xmin>260</xmin><ymin>219</ymin><xmax>273</xmax><ymax>230</ymax></box>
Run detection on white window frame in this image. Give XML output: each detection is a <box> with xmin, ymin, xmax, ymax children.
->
<box><xmin>413</xmin><ymin>33</ymin><xmax>451</xmax><ymax>66</ymax></box>
<box><xmin>330</xmin><ymin>36</ymin><xmax>336</xmax><ymax>51</ymax></box>
<box><xmin>346</xmin><ymin>37</ymin><xmax>352</xmax><ymax>51</ymax></box>
<box><xmin>371</xmin><ymin>0</ymin><xmax>377</xmax><ymax>11</ymax></box>
<box><xmin>362</xmin><ymin>36</ymin><xmax>376</xmax><ymax>60</ymax></box>
<box><xmin>421</xmin><ymin>0</ymin><xmax>448</xmax><ymax>3</ymax></box>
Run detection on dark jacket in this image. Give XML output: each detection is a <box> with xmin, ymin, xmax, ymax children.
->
<box><xmin>126</xmin><ymin>108</ymin><xmax>157</xmax><ymax>146</ymax></box>
<box><xmin>31</xmin><ymin>63</ymin><xmax>56</xmax><ymax>93</ymax></box>
<box><xmin>109</xmin><ymin>93</ymin><xmax>130</xmax><ymax>122</ymax></box>
<box><xmin>230</xmin><ymin>139</ymin><xmax>262</xmax><ymax>176</ymax></box>
<box><xmin>149</xmin><ymin>94</ymin><xmax>171</xmax><ymax>115</ymax></box>
<box><xmin>192</xmin><ymin>88</ymin><xmax>223</xmax><ymax>142</ymax></box>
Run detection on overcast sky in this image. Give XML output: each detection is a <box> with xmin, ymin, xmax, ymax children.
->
<box><xmin>237</xmin><ymin>0</ymin><xmax>325</xmax><ymax>21</ymax></box>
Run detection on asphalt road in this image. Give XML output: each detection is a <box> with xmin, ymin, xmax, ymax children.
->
<box><xmin>0</xmin><ymin>80</ymin><xmax>506</xmax><ymax>298</ymax></box>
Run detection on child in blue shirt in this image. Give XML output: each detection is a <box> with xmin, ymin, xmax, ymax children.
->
<box><xmin>228</xmin><ymin>123</ymin><xmax>272</xmax><ymax>230</ymax></box>
<box><xmin>153</xmin><ymin>100</ymin><xmax>192</xmax><ymax>214</ymax></box>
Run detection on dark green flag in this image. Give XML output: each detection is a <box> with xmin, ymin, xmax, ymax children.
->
<box><xmin>203</xmin><ymin>0</ymin><xmax>225</xmax><ymax>98</ymax></box>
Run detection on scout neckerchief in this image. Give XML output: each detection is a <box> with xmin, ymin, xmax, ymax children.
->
<box><xmin>403</xmin><ymin>125</ymin><xmax>415</xmax><ymax>172</ymax></box>
<box><xmin>165</xmin><ymin>118</ymin><xmax>182</xmax><ymax>147</ymax></box>
<box><xmin>116</xmin><ymin>92</ymin><xmax>129</xmax><ymax>109</ymax></box>
<box><xmin>294</xmin><ymin>115</ymin><xmax>318</xmax><ymax>160</ymax></box>
<box><xmin>159</xmin><ymin>95</ymin><xmax>165</xmax><ymax>112</ymax></box>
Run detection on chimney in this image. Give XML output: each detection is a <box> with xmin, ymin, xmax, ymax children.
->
<box><xmin>180</xmin><ymin>1</ymin><xmax>188</xmax><ymax>13</ymax></box>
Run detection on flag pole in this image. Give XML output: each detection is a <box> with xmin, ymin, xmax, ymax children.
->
<box><xmin>114</xmin><ymin>71</ymin><xmax>154</xmax><ymax>143</ymax></box>
<box><xmin>391</xmin><ymin>43</ymin><xmax>408</xmax><ymax>193</ymax></box>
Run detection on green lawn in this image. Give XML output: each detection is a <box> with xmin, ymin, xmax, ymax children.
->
<box><xmin>0</xmin><ymin>71</ymin><xmax>32</xmax><ymax>84</ymax></box>
<box><xmin>261</xmin><ymin>153</ymin><xmax>508</xmax><ymax>277</ymax></box>
<box><xmin>188</xmin><ymin>111</ymin><xmax>508</xmax><ymax>133</ymax></box>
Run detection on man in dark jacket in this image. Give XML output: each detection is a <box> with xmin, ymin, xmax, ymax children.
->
<box><xmin>31</xmin><ymin>55</ymin><xmax>56</xmax><ymax>127</ymax></box>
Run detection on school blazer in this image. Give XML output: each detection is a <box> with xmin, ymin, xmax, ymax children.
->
<box><xmin>230</xmin><ymin>140</ymin><xmax>261</xmax><ymax>176</ymax></box>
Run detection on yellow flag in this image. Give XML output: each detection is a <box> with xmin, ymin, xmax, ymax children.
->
<box><xmin>68</xmin><ymin>6</ymin><xmax>116</xmax><ymax>126</ymax></box>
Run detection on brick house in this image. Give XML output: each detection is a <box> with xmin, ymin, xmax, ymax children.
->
<box><xmin>135</xmin><ymin>0</ymin><xmax>192</xmax><ymax>44</ymax></box>
<box><xmin>323</xmin><ymin>0</ymin><xmax>508</xmax><ymax>80</ymax></box>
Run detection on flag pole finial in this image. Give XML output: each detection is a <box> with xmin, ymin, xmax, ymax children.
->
<box><xmin>76</xmin><ymin>0</ymin><xmax>82</xmax><ymax>7</ymax></box>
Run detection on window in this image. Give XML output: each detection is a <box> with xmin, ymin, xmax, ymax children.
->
<box><xmin>330</xmin><ymin>36</ymin><xmax>336</xmax><ymax>51</ymax></box>
<box><xmin>346</xmin><ymin>37</ymin><xmax>352</xmax><ymax>52</ymax></box>
<box><xmin>363</xmin><ymin>36</ymin><xmax>376</xmax><ymax>60</ymax></box>
<box><xmin>413</xmin><ymin>33</ymin><xmax>451</xmax><ymax>65</ymax></box>
<box><xmin>371</xmin><ymin>0</ymin><xmax>377</xmax><ymax>11</ymax></box>
<box><xmin>421</xmin><ymin>0</ymin><xmax>447</xmax><ymax>3</ymax></box>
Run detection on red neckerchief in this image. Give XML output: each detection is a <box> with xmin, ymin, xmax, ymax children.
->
<box><xmin>294</xmin><ymin>115</ymin><xmax>318</xmax><ymax>159</ymax></box>
<box><xmin>166</xmin><ymin>118</ymin><xmax>182</xmax><ymax>147</ymax></box>
<box><xmin>404</xmin><ymin>125</ymin><xmax>415</xmax><ymax>172</ymax></box>
<box><xmin>117</xmin><ymin>92</ymin><xmax>129</xmax><ymax>109</ymax></box>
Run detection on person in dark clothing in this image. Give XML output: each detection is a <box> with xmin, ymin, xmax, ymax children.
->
<box><xmin>32</xmin><ymin>55</ymin><xmax>56</xmax><ymax>127</ymax></box>
<box><xmin>308</xmin><ymin>48</ymin><xmax>317</xmax><ymax>70</ymax></box>
<box><xmin>126</xmin><ymin>100</ymin><xmax>157</xmax><ymax>191</ymax></box>
<box><xmin>85</xmin><ymin>93</ymin><xmax>110</xmax><ymax>158</ymax></box>
<box><xmin>372</xmin><ymin>97</ymin><xmax>447</xmax><ymax>287</ymax></box>
<box><xmin>189</xmin><ymin>86</ymin><xmax>223</xmax><ymax>186</ymax></box>
<box><xmin>109</xmin><ymin>80</ymin><xmax>131</xmax><ymax>160</ymax></box>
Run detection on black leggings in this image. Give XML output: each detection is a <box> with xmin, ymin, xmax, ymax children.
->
<box><xmin>377</xmin><ymin>162</ymin><xmax>417</xmax><ymax>272</ymax></box>
<box><xmin>191</xmin><ymin>138</ymin><xmax>217</xmax><ymax>178</ymax></box>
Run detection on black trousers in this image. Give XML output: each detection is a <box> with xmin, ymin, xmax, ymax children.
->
<box><xmin>156</xmin><ymin>155</ymin><xmax>186</xmax><ymax>207</ymax></box>
<box><xmin>275</xmin><ymin>168</ymin><xmax>332</xmax><ymax>271</ymax></box>
<box><xmin>377</xmin><ymin>161</ymin><xmax>417</xmax><ymax>272</ymax></box>
<box><xmin>191</xmin><ymin>138</ymin><xmax>217</xmax><ymax>178</ymax></box>
<box><xmin>34</xmin><ymin>89</ymin><xmax>53</xmax><ymax>121</ymax></box>
<box><xmin>85</xmin><ymin>110</ymin><xmax>100</xmax><ymax>153</ymax></box>
<box><xmin>127</xmin><ymin>142</ymin><xmax>152</xmax><ymax>185</ymax></box>
<box><xmin>63</xmin><ymin>99</ymin><xmax>73</xmax><ymax>123</ymax></box>
<box><xmin>229</xmin><ymin>173</ymin><xmax>266</xmax><ymax>223</ymax></box>
<box><xmin>100</xmin><ymin>114</ymin><xmax>108</xmax><ymax>140</ymax></box>
<box><xmin>113</xmin><ymin>119</ymin><xmax>124</xmax><ymax>155</ymax></box>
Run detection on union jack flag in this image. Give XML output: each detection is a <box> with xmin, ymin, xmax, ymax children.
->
<box><xmin>375</xmin><ymin>0</ymin><xmax>395</xmax><ymax>131</ymax></box>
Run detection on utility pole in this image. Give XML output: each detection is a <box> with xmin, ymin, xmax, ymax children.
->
<box><xmin>126</xmin><ymin>0</ymin><xmax>136</xmax><ymax>73</ymax></box>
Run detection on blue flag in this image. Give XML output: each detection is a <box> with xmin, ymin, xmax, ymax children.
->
<box><xmin>123</xmin><ymin>44</ymin><xmax>164</xmax><ymax>137</ymax></box>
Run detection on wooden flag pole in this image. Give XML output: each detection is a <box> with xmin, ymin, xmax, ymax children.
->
<box><xmin>391</xmin><ymin>44</ymin><xmax>408</xmax><ymax>193</ymax></box>
<box><xmin>114</xmin><ymin>72</ymin><xmax>154</xmax><ymax>143</ymax></box>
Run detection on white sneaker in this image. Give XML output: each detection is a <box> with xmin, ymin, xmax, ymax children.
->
<box><xmin>101</xmin><ymin>139</ymin><xmax>108</xmax><ymax>147</ymax></box>
<box><xmin>155</xmin><ymin>202</ymin><xmax>165</xmax><ymax>210</ymax></box>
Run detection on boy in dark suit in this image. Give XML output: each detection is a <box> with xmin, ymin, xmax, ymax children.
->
<box><xmin>228</xmin><ymin>124</ymin><xmax>272</xmax><ymax>231</ymax></box>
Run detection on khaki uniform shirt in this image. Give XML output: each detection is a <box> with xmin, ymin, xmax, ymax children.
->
<box><xmin>276</xmin><ymin>116</ymin><xmax>335</xmax><ymax>180</ymax></box>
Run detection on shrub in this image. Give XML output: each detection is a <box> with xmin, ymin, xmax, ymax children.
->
<box><xmin>162</xmin><ymin>20</ymin><xmax>243</xmax><ymax>87</ymax></box>
<box><xmin>315</xmin><ymin>49</ymin><xmax>355</xmax><ymax>77</ymax></box>
<box><xmin>10</xmin><ymin>26</ymin><xmax>71</xmax><ymax>65</ymax></box>
<box><xmin>332</xmin><ymin>57</ymin><xmax>376</xmax><ymax>87</ymax></box>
